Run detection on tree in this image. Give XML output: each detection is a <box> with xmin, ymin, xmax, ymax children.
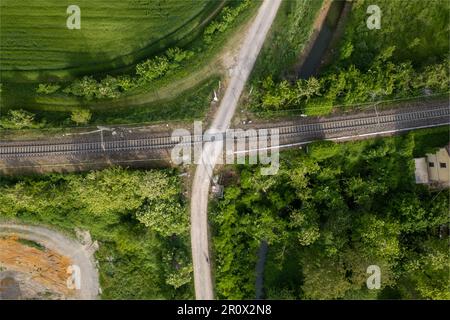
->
<box><xmin>403</xmin><ymin>239</ymin><xmax>450</xmax><ymax>299</ymax></box>
<box><xmin>71</xmin><ymin>108</ymin><xmax>92</xmax><ymax>125</ymax></box>
<box><xmin>0</xmin><ymin>109</ymin><xmax>36</xmax><ymax>129</ymax></box>
<box><xmin>0</xmin><ymin>167</ymin><xmax>192</xmax><ymax>299</ymax></box>
<box><xmin>136</xmin><ymin>201</ymin><xmax>187</xmax><ymax>237</ymax></box>
<box><xmin>165</xmin><ymin>265</ymin><xmax>193</xmax><ymax>289</ymax></box>
<box><xmin>63</xmin><ymin>76</ymin><xmax>98</xmax><ymax>100</ymax></box>
<box><xmin>117</xmin><ymin>75</ymin><xmax>135</xmax><ymax>92</ymax></box>
<box><xmin>290</xmin><ymin>207</ymin><xmax>320</xmax><ymax>246</ymax></box>
<box><xmin>418</xmin><ymin>62</ymin><xmax>450</xmax><ymax>92</ymax></box>
<box><xmin>294</xmin><ymin>78</ymin><xmax>321</xmax><ymax>102</ymax></box>
<box><xmin>353</xmin><ymin>214</ymin><xmax>401</xmax><ymax>261</ymax></box>
<box><xmin>69</xmin><ymin>168</ymin><xmax>143</xmax><ymax>219</ymax></box>
<box><xmin>213</xmin><ymin>132</ymin><xmax>449</xmax><ymax>300</ymax></box>
<box><xmin>261</xmin><ymin>78</ymin><xmax>294</xmax><ymax>110</ymax></box>
<box><xmin>166</xmin><ymin>47</ymin><xmax>193</xmax><ymax>64</ymax></box>
<box><xmin>339</xmin><ymin>41</ymin><xmax>354</xmax><ymax>60</ymax></box>
<box><xmin>266</xmin><ymin>288</ymin><xmax>297</xmax><ymax>300</ymax></box>
<box><xmin>301</xmin><ymin>252</ymin><xmax>352</xmax><ymax>299</ymax></box>
<box><xmin>97</xmin><ymin>76</ymin><xmax>120</xmax><ymax>98</ymax></box>
<box><xmin>136</xmin><ymin>56</ymin><xmax>170</xmax><ymax>82</ymax></box>
<box><xmin>203</xmin><ymin>0</ymin><xmax>251</xmax><ymax>43</ymax></box>
<box><xmin>36</xmin><ymin>83</ymin><xmax>60</xmax><ymax>94</ymax></box>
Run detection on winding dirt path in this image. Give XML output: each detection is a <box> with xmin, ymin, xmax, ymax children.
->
<box><xmin>190</xmin><ymin>0</ymin><xmax>283</xmax><ymax>300</ymax></box>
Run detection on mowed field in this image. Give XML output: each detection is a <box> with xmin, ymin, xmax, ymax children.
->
<box><xmin>0</xmin><ymin>0</ymin><xmax>223</xmax><ymax>82</ymax></box>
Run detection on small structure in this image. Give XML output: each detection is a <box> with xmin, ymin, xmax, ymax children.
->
<box><xmin>414</xmin><ymin>143</ymin><xmax>450</xmax><ymax>186</ymax></box>
<box><xmin>211</xmin><ymin>184</ymin><xmax>224</xmax><ymax>199</ymax></box>
<box><xmin>211</xmin><ymin>175</ymin><xmax>224</xmax><ymax>199</ymax></box>
<box><xmin>414</xmin><ymin>158</ymin><xmax>429</xmax><ymax>184</ymax></box>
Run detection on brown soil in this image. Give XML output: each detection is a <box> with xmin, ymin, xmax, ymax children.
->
<box><xmin>0</xmin><ymin>236</ymin><xmax>74</xmax><ymax>298</ymax></box>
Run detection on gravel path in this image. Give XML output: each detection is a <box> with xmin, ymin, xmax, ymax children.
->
<box><xmin>190</xmin><ymin>0</ymin><xmax>283</xmax><ymax>300</ymax></box>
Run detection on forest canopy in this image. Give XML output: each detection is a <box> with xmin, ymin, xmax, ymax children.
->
<box><xmin>212</xmin><ymin>128</ymin><xmax>450</xmax><ymax>300</ymax></box>
<box><xmin>0</xmin><ymin>167</ymin><xmax>193</xmax><ymax>299</ymax></box>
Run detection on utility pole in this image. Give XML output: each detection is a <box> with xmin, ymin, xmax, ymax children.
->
<box><xmin>97</xmin><ymin>126</ymin><xmax>115</xmax><ymax>151</ymax></box>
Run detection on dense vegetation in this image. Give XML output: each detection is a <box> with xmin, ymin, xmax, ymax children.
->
<box><xmin>212</xmin><ymin>127</ymin><xmax>450</xmax><ymax>299</ymax></box>
<box><xmin>0</xmin><ymin>0</ymin><xmax>220</xmax><ymax>82</ymax></box>
<box><xmin>0</xmin><ymin>167</ymin><xmax>193</xmax><ymax>299</ymax></box>
<box><xmin>249</xmin><ymin>0</ymin><xmax>450</xmax><ymax>116</ymax></box>
<box><xmin>255</xmin><ymin>54</ymin><xmax>448</xmax><ymax>115</ymax></box>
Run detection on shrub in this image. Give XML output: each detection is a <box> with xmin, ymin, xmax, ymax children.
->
<box><xmin>36</xmin><ymin>83</ymin><xmax>61</xmax><ymax>94</ymax></box>
<box><xmin>63</xmin><ymin>76</ymin><xmax>98</xmax><ymax>100</ymax></box>
<box><xmin>71</xmin><ymin>108</ymin><xmax>92</xmax><ymax>125</ymax></box>
<box><xmin>0</xmin><ymin>109</ymin><xmax>37</xmax><ymax>129</ymax></box>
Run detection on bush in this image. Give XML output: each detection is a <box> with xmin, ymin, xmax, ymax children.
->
<box><xmin>0</xmin><ymin>109</ymin><xmax>38</xmax><ymax>129</ymax></box>
<box><xmin>61</xmin><ymin>47</ymin><xmax>195</xmax><ymax>100</ymax></box>
<box><xmin>63</xmin><ymin>76</ymin><xmax>99</xmax><ymax>100</ymax></box>
<box><xmin>36</xmin><ymin>83</ymin><xmax>60</xmax><ymax>94</ymax></box>
<box><xmin>204</xmin><ymin>0</ymin><xmax>251</xmax><ymax>44</ymax></box>
<box><xmin>136</xmin><ymin>56</ymin><xmax>170</xmax><ymax>82</ymax></box>
<box><xmin>71</xmin><ymin>108</ymin><xmax>92</xmax><ymax>125</ymax></box>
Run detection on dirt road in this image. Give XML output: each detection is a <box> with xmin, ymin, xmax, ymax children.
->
<box><xmin>190</xmin><ymin>0</ymin><xmax>283</xmax><ymax>300</ymax></box>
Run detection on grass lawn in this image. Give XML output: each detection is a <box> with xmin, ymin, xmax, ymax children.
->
<box><xmin>0</xmin><ymin>0</ymin><xmax>222</xmax><ymax>82</ymax></box>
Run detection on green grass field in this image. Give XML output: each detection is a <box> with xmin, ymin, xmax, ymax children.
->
<box><xmin>0</xmin><ymin>0</ymin><xmax>222</xmax><ymax>82</ymax></box>
<box><xmin>336</xmin><ymin>0</ymin><xmax>449</xmax><ymax>69</ymax></box>
<box><xmin>0</xmin><ymin>0</ymin><xmax>258</xmax><ymax>130</ymax></box>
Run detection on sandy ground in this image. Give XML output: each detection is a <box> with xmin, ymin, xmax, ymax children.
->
<box><xmin>0</xmin><ymin>223</ymin><xmax>99</xmax><ymax>300</ymax></box>
<box><xmin>0</xmin><ymin>237</ymin><xmax>72</xmax><ymax>299</ymax></box>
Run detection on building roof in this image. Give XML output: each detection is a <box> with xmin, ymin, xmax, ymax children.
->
<box><xmin>414</xmin><ymin>158</ymin><xmax>429</xmax><ymax>184</ymax></box>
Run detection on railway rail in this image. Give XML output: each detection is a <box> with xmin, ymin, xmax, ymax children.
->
<box><xmin>0</xmin><ymin>105</ymin><xmax>448</xmax><ymax>159</ymax></box>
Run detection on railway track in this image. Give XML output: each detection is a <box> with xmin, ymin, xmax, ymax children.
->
<box><xmin>0</xmin><ymin>105</ymin><xmax>448</xmax><ymax>159</ymax></box>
